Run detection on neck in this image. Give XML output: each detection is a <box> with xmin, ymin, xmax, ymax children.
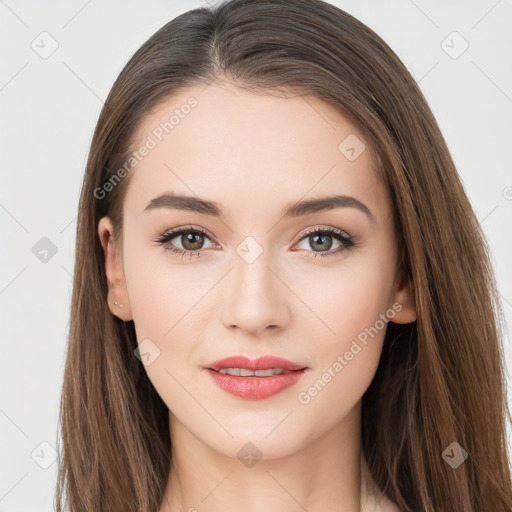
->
<box><xmin>158</xmin><ymin>401</ymin><xmax>365</xmax><ymax>512</ymax></box>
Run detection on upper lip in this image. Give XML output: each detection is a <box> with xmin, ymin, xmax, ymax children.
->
<box><xmin>205</xmin><ymin>355</ymin><xmax>307</xmax><ymax>372</ymax></box>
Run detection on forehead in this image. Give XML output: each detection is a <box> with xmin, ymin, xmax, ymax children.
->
<box><xmin>124</xmin><ymin>81</ymin><xmax>390</xmax><ymax>224</ymax></box>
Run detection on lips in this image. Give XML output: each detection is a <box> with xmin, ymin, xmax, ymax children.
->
<box><xmin>205</xmin><ymin>355</ymin><xmax>307</xmax><ymax>372</ymax></box>
<box><xmin>203</xmin><ymin>355</ymin><xmax>309</xmax><ymax>399</ymax></box>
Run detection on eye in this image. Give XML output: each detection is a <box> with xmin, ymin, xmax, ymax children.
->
<box><xmin>154</xmin><ymin>225</ymin><xmax>355</xmax><ymax>260</ymax></box>
<box><xmin>293</xmin><ymin>227</ymin><xmax>355</xmax><ymax>259</ymax></box>
<box><xmin>153</xmin><ymin>225</ymin><xmax>216</xmax><ymax>259</ymax></box>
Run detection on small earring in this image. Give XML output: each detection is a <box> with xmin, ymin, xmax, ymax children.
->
<box><xmin>114</xmin><ymin>301</ymin><xmax>124</xmax><ymax>308</ymax></box>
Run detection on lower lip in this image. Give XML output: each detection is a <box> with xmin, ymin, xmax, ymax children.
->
<box><xmin>205</xmin><ymin>368</ymin><xmax>308</xmax><ymax>399</ymax></box>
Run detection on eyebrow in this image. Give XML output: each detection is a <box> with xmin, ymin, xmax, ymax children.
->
<box><xmin>144</xmin><ymin>192</ymin><xmax>375</xmax><ymax>223</ymax></box>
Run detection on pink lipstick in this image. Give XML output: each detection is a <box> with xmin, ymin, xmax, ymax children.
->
<box><xmin>203</xmin><ymin>355</ymin><xmax>308</xmax><ymax>399</ymax></box>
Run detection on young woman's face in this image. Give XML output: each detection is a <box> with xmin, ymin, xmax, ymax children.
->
<box><xmin>99</xmin><ymin>80</ymin><xmax>414</xmax><ymax>459</ymax></box>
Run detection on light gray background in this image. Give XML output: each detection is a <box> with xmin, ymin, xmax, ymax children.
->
<box><xmin>1</xmin><ymin>1</ymin><xmax>511</xmax><ymax>510</ymax></box>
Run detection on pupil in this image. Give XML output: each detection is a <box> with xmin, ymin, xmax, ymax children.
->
<box><xmin>310</xmin><ymin>233</ymin><xmax>332</xmax><ymax>252</ymax></box>
<box><xmin>183</xmin><ymin>232</ymin><xmax>203</xmax><ymax>250</ymax></box>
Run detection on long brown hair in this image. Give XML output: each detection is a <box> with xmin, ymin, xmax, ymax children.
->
<box><xmin>55</xmin><ymin>0</ymin><xmax>512</xmax><ymax>510</ymax></box>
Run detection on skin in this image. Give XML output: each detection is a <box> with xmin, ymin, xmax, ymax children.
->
<box><xmin>98</xmin><ymin>79</ymin><xmax>416</xmax><ymax>512</ymax></box>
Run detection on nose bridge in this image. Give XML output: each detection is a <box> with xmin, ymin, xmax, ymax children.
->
<box><xmin>221</xmin><ymin>235</ymin><xmax>290</xmax><ymax>332</ymax></box>
<box><xmin>233</xmin><ymin>242</ymin><xmax>273</xmax><ymax>298</ymax></box>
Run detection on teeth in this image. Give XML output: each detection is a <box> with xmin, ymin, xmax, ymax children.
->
<box><xmin>217</xmin><ymin>368</ymin><xmax>290</xmax><ymax>377</ymax></box>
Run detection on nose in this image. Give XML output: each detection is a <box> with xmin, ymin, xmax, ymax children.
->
<box><xmin>220</xmin><ymin>250</ymin><xmax>291</xmax><ymax>336</ymax></box>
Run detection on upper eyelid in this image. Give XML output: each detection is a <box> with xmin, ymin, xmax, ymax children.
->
<box><xmin>299</xmin><ymin>225</ymin><xmax>351</xmax><ymax>239</ymax></box>
<box><xmin>161</xmin><ymin>225</ymin><xmax>217</xmax><ymax>243</ymax></box>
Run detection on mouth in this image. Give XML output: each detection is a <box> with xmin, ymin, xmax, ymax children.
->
<box><xmin>203</xmin><ymin>355</ymin><xmax>309</xmax><ymax>399</ymax></box>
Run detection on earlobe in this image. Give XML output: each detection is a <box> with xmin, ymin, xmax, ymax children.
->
<box><xmin>389</xmin><ymin>265</ymin><xmax>417</xmax><ymax>324</ymax></box>
<box><xmin>97</xmin><ymin>216</ymin><xmax>133</xmax><ymax>322</ymax></box>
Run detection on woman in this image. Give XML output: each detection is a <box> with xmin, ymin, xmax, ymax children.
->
<box><xmin>55</xmin><ymin>0</ymin><xmax>512</xmax><ymax>510</ymax></box>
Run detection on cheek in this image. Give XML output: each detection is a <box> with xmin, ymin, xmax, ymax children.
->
<box><xmin>123</xmin><ymin>252</ymin><xmax>207</xmax><ymax>411</ymax></box>
<box><xmin>305</xmin><ymin>254</ymin><xmax>392</xmax><ymax>352</ymax></box>
<box><xmin>123</xmin><ymin>244</ymin><xmax>214</xmax><ymax>383</ymax></box>
<box><xmin>292</xmin><ymin>252</ymin><xmax>393</xmax><ymax>415</ymax></box>
<box><xmin>123</xmin><ymin>237</ymin><xmax>202</xmax><ymax>339</ymax></box>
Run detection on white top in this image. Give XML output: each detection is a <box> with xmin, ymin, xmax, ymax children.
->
<box><xmin>360</xmin><ymin>452</ymin><xmax>401</xmax><ymax>512</ymax></box>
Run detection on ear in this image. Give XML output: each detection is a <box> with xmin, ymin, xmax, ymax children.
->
<box><xmin>97</xmin><ymin>216</ymin><xmax>133</xmax><ymax>322</ymax></box>
<box><xmin>389</xmin><ymin>265</ymin><xmax>416</xmax><ymax>324</ymax></box>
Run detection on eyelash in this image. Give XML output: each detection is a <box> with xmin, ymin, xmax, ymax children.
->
<box><xmin>153</xmin><ymin>225</ymin><xmax>355</xmax><ymax>260</ymax></box>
